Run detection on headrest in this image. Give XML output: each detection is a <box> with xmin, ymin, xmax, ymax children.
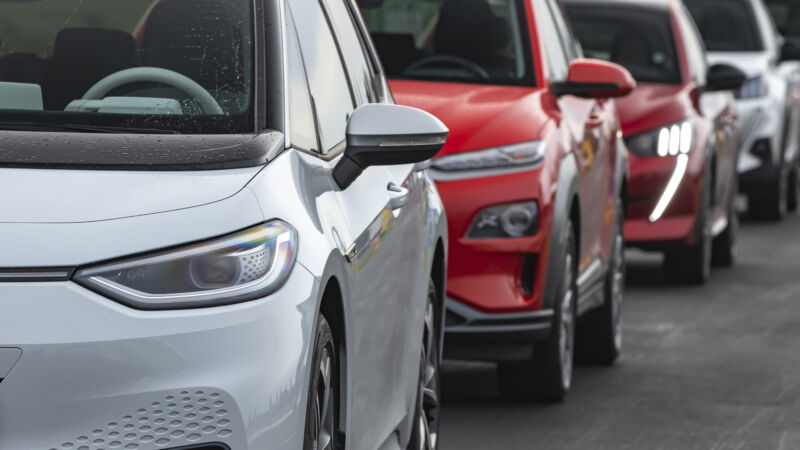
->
<box><xmin>53</xmin><ymin>28</ymin><xmax>136</xmax><ymax>69</ymax></box>
<box><xmin>434</xmin><ymin>0</ymin><xmax>505</xmax><ymax>65</ymax></box>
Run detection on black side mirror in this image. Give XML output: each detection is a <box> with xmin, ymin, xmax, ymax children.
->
<box><xmin>705</xmin><ymin>63</ymin><xmax>747</xmax><ymax>92</ymax></box>
<box><xmin>780</xmin><ymin>41</ymin><xmax>800</xmax><ymax>63</ymax></box>
<box><xmin>332</xmin><ymin>104</ymin><xmax>449</xmax><ymax>190</ymax></box>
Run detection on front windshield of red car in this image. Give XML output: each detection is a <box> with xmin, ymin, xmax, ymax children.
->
<box><xmin>358</xmin><ymin>0</ymin><xmax>536</xmax><ymax>87</ymax></box>
<box><xmin>0</xmin><ymin>0</ymin><xmax>254</xmax><ymax>134</ymax></box>
<box><xmin>565</xmin><ymin>4</ymin><xmax>682</xmax><ymax>85</ymax></box>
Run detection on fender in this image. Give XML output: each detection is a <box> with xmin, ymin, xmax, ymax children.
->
<box><xmin>541</xmin><ymin>152</ymin><xmax>580</xmax><ymax>311</ymax></box>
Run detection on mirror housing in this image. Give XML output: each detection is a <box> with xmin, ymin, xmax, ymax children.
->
<box><xmin>552</xmin><ymin>58</ymin><xmax>636</xmax><ymax>99</ymax></box>
<box><xmin>332</xmin><ymin>104</ymin><xmax>449</xmax><ymax>189</ymax></box>
<box><xmin>705</xmin><ymin>63</ymin><xmax>747</xmax><ymax>92</ymax></box>
<box><xmin>780</xmin><ymin>40</ymin><xmax>800</xmax><ymax>63</ymax></box>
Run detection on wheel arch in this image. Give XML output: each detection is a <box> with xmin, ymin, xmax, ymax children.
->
<box><xmin>541</xmin><ymin>153</ymin><xmax>580</xmax><ymax>311</ymax></box>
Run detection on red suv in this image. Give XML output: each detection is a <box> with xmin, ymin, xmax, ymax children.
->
<box><xmin>565</xmin><ymin>0</ymin><xmax>746</xmax><ymax>283</ymax></box>
<box><xmin>360</xmin><ymin>0</ymin><xmax>633</xmax><ymax>401</ymax></box>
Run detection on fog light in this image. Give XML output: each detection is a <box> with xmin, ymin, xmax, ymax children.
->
<box><xmin>467</xmin><ymin>201</ymin><xmax>539</xmax><ymax>239</ymax></box>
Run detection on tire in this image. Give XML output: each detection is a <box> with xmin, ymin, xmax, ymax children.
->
<box><xmin>498</xmin><ymin>220</ymin><xmax>577</xmax><ymax>403</ymax></box>
<box><xmin>750</xmin><ymin>170</ymin><xmax>788</xmax><ymax>221</ymax></box>
<box><xmin>408</xmin><ymin>281</ymin><xmax>441</xmax><ymax>450</ymax></box>
<box><xmin>576</xmin><ymin>200</ymin><xmax>624</xmax><ymax>365</ymax></box>
<box><xmin>788</xmin><ymin>166</ymin><xmax>799</xmax><ymax>213</ymax></box>
<box><xmin>303</xmin><ymin>315</ymin><xmax>339</xmax><ymax>450</ymax></box>
<box><xmin>665</xmin><ymin>173</ymin><xmax>712</xmax><ymax>284</ymax></box>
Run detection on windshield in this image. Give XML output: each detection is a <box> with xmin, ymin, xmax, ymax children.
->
<box><xmin>0</xmin><ymin>0</ymin><xmax>254</xmax><ymax>134</ymax></box>
<box><xmin>565</xmin><ymin>5</ymin><xmax>682</xmax><ymax>85</ymax></box>
<box><xmin>685</xmin><ymin>0</ymin><xmax>764</xmax><ymax>52</ymax></box>
<box><xmin>357</xmin><ymin>0</ymin><xmax>535</xmax><ymax>86</ymax></box>
<box><xmin>766</xmin><ymin>0</ymin><xmax>800</xmax><ymax>38</ymax></box>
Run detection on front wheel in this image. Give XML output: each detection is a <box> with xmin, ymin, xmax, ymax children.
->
<box><xmin>498</xmin><ymin>220</ymin><xmax>576</xmax><ymax>402</ymax></box>
<box><xmin>408</xmin><ymin>280</ymin><xmax>441</xmax><ymax>450</ymax></box>
<box><xmin>303</xmin><ymin>315</ymin><xmax>339</xmax><ymax>450</ymax></box>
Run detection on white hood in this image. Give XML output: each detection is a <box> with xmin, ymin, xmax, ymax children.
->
<box><xmin>0</xmin><ymin>166</ymin><xmax>262</xmax><ymax>223</ymax></box>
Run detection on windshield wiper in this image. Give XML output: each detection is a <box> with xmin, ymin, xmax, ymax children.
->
<box><xmin>0</xmin><ymin>122</ymin><xmax>179</xmax><ymax>134</ymax></box>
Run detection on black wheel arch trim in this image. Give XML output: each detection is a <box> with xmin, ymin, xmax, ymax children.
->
<box><xmin>541</xmin><ymin>153</ymin><xmax>580</xmax><ymax>312</ymax></box>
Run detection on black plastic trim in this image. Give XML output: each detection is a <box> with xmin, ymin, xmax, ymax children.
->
<box><xmin>443</xmin><ymin>298</ymin><xmax>553</xmax><ymax>361</ymax></box>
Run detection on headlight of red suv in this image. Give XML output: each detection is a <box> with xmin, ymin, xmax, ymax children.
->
<box><xmin>626</xmin><ymin>121</ymin><xmax>693</xmax><ymax>157</ymax></box>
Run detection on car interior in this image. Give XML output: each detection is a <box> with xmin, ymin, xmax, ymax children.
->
<box><xmin>0</xmin><ymin>0</ymin><xmax>251</xmax><ymax>116</ymax></box>
<box><xmin>567</xmin><ymin>7</ymin><xmax>682</xmax><ymax>84</ymax></box>
<box><xmin>360</xmin><ymin>0</ymin><xmax>532</xmax><ymax>85</ymax></box>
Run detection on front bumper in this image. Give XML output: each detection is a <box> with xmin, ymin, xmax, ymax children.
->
<box><xmin>0</xmin><ymin>264</ymin><xmax>318</xmax><ymax>450</ymax></box>
<box><xmin>433</xmin><ymin>167</ymin><xmax>551</xmax><ymax>313</ymax></box>
<box><xmin>444</xmin><ymin>298</ymin><xmax>552</xmax><ymax>361</ymax></box>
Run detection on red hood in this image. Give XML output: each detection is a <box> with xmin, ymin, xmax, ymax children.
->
<box><xmin>615</xmin><ymin>82</ymin><xmax>692</xmax><ymax>137</ymax></box>
<box><xmin>389</xmin><ymin>80</ymin><xmax>548</xmax><ymax>157</ymax></box>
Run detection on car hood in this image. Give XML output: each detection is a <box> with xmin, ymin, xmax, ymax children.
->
<box><xmin>389</xmin><ymin>80</ymin><xmax>548</xmax><ymax>156</ymax></box>
<box><xmin>0</xmin><ymin>165</ymin><xmax>264</xmax><ymax>223</ymax></box>
<box><xmin>615</xmin><ymin>83</ymin><xmax>691</xmax><ymax>137</ymax></box>
<box><xmin>707</xmin><ymin>51</ymin><xmax>771</xmax><ymax>79</ymax></box>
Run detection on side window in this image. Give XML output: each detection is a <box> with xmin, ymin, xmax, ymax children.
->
<box><xmin>679</xmin><ymin>7</ymin><xmax>708</xmax><ymax>85</ymax></box>
<box><xmin>537</xmin><ymin>0</ymin><xmax>569</xmax><ymax>81</ymax></box>
<box><xmin>289</xmin><ymin>0</ymin><xmax>355</xmax><ymax>151</ymax></box>
<box><xmin>324</xmin><ymin>0</ymin><xmax>376</xmax><ymax>104</ymax></box>
<box><xmin>286</xmin><ymin>8</ymin><xmax>319</xmax><ymax>152</ymax></box>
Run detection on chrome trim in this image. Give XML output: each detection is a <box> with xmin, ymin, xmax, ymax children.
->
<box><xmin>576</xmin><ymin>258</ymin><xmax>604</xmax><ymax>292</ymax></box>
<box><xmin>0</xmin><ymin>268</ymin><xmax>73</xmax><ymax>282</ymax></box>
<box><xmin>430</xmin><ymin>161</ymin><xmax>543</xmax><ymax>182</ymax></box>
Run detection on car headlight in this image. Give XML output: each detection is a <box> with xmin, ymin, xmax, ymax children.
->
<box><xmin>625</xmin><ymin>121</ymin><xmax>693</xmax><ymax>157</ymax></box>
<box><xmin>431</xmin><ymin>141</ymin><xmax>546</xmax><ymax>171</ymax></box>
<box><xmin>75</xmin><ymin>221</ymin><xmax>298</xmax><ymax>310</ymax></box>
<box><xmin>736</xmin><ymin>75</ymin><xmax>768</xmax><ymax>99</ymax></box>
<box><xmin>466</xmin><ymin>201</ymin><xmax>539</xmax><ymax>239</ymax></box>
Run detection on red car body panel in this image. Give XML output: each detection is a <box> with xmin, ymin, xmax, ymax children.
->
<box><xmin>389</xmin><ymin>0</ymin><xmax>627</xmax><ymax>321</ymax></box>
<box><xmin>609</xmin><ymin>2</ymin><xmax>739</xmax><ymax>248</ymax></box>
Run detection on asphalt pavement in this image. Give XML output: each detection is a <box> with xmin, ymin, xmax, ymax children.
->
<box><xmin>440</xmin><ymin>212</ymin><xmax>800</xmax><ymax>449</ymax></box>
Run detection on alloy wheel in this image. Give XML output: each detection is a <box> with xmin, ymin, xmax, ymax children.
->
<box><xmin>415</xmin><ymin>293</ymin><xmax>440</xmax><ymax>450</ymax></box>
<box><xmin>310</xmin><ymin>347</ymin><xmax>335</xmax><ymax>450</ymax></box>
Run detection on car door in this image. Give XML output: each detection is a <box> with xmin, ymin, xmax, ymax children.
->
<box><xmin>288</xmin><ymin>0</ymin><xmax>425</xmax><ymax>447</ymax></box>
<box><xmin>538</xmin><ymin>0</ymin><xmax>610</xmax><ymax>284</ymax></box>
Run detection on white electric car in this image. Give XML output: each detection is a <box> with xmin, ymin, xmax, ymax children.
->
<box><xmin>686</xmin><ymin>0</ymin><xmax>800</xmax><ymax>219</ymax></box>
<box><xmin>0</xmin><ymin>0</ymin><xmax>448</xmax><ymax>449</ymax></box>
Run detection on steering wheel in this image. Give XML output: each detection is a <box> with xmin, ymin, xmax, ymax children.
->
<box><xmin>403</xmin><ymin>55</ymin><xmax>490</xmax><ymax>80</ymax></box>
<box><xmin>81</xmin><ymin>67</ymin><xmax>224</xmax><ymax>115</ymax></box>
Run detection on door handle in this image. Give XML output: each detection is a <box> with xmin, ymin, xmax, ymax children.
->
<box><xmin>387</xmin><ymin>182</ymin><xmax>409</xmax><ymax>210</ymax></box>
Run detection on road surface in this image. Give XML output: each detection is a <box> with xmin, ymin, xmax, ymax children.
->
<box><xmin>441</xmin><ymin>213</ymin><xmax>800</xmax><ymax>449</ymax></box>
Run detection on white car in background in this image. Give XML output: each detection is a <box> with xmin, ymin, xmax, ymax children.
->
<box><xmin>687</xmin><ymin>0</ymin><xmax>800</xmax><ymax>219</ymax></box>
